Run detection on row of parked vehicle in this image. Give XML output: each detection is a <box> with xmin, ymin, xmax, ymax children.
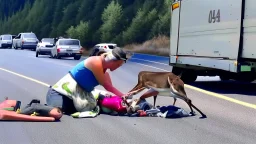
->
<box><xmin>0</xmin><ymin>32</ymin><xmax>119</xmax><ymax>60</ymax></box>
<box><xmin>36</xmin><ymin>37</ymin><xmax>83</xmax><ymax>60</ymax></box>
<box><xmin>0</xmin><ymin>34</ymin><xmax>16</xmax><ymax>48</ymax></box>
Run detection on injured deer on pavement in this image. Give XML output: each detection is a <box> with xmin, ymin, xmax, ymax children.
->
<box><xmin>125</xmin><ymin>71</ymin><xmax>207</xmax><ymax>118</ymax></box>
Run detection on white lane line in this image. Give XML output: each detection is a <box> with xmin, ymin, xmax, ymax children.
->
<box><xmin>131</xmin><ymin>58</ymin><xmax>169</xmax><ymax>65</ymax></box>
<box><xmin>27</xmin><ymin>56</ymin><xmax>73</xmax><ymax>68</ymax></box>
<box><xmin>131</xmin><ymin>62</ymin><xmax>169</xmax><ymax>72</ymax></box>
<box><xmin>0</xmin><ymin>67</ymin><xmax>50</xmax><ymax>87</ymax></box>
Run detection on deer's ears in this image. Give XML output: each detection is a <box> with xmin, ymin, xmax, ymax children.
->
<box><xmin>177</xmin><ymin>72</ymin><xmax>183</xmax><ymax>78</ymax></box>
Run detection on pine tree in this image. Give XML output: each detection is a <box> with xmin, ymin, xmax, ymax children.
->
<box><xmin>100</xmin><ymin>0</ymin><xmax>123</xmax><ymax>42</ymax></box>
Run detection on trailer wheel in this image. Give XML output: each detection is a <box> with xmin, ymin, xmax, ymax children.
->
<box><xmin>183</xmin><ymin>70</ymin><xmax>197</xmax><ymax>83</ymax></box>
<box><xmin>172</xmin><ymin>67</ymin><xmax>197</xmax><ymax>83</ymax></box>
<box><xmin>219</xmin><ymin>74</ymin><xmax>230</xmax><ymax>81</ymax></box>
<box><xmin>234</xmin><ymin>72</ymin><xmax>255</xmax><ymax>83</ymax></box>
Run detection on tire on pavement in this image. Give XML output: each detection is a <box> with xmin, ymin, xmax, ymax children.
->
<box><xmin>74</xmin><ymin>55</ymin><xmax>81</xmax><ymax>60</ymax></box>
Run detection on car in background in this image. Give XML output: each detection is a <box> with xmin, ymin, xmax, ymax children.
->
<box><xmin>50</xmin><ymin>38</ymin><xmax>82</xmax><ymax>60</ymax></box>
<box><xmin>11</xmin><ymin>35</ymin><xmax>16</xmax><ymax>39</ymax></box>
<box><xmin>0</xmin><ymin>34</ymin><xmax>13</xmax><ymax>48</ymax></box>
<box><xmin>12</xmin><ymin>32</ymin><xmax>39</xmax><ymax>51</ymax></box>
<box><xmin>89</xmin><ymin>43</ymin><xmax>117</xmax><ymax>56</ymax></box>
<box><xmin>36</xmin><ymin>38</ymin><xmax>55</xmax><ymax>57</ymax></box>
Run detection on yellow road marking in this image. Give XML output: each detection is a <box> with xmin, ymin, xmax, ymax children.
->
<box><xmin>185</xmin><ymin>84</ymin><xmax>256</xmax><ymax>110</ymax></box>
<box><xmin>1</xmin><ymin>67</ymin><xmax>256</xmax><ymax>110</ymax></box>
<box><xmin>0</xmin><ymin>67</ymin><xmax>50</xmax><ymax>87</ymax></box>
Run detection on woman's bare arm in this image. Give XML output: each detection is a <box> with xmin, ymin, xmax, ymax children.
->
<box><xmin>103</xmin><ymin>72</ymin><xmax>124</xmax><ymax>96</ymax></box>
<box><xmin>87</xmin><ymin>57</ymin><xmax>124</xmax><ymax>96</ymax></box>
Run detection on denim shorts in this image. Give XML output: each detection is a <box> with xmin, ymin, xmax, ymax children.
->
<box><xmin>46</xmin><ymin>86</ymin><xmax>77</xmax><ymax>114</ymax></box>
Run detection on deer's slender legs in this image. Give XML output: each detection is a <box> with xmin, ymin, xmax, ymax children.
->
<box><xmin>184</xmin><ymin>98</ymin><xmax>207</xmax><ymax>118</ymax></box>
<box><xmin>173</xmin><ymin>98</ymin><xmax>177</xmax><ymax>106</ymax></box>
<box><xmin>130</xmin><ymin>88</ymin><xmax>159</xmax><ymax>108</ymax></box>
<box><xmin>153</xmin><ymin>96</ymin><xmax>157</xmax><ymax>107</ymax></box>
<box><xmin>184</xmin><ymin>99</ymin><xmax>195</xmax><ymax>115</ymax></box>
<box><xmin>138</xmin><ymin>88</ymin><xmax>159</xmax><ymax>107</ymax></box>
<box><xmin>190</xmin><ymin>102</ymin><xmax>207</xmax><ymax>118</ymax></box>
<box><xmin>129</xmin><ymin>83</ymin><xmax>143</xmax><ymax>93</ymax></box>
<box><xmin>140</xmin><ymin>88</ymin><xmax>159</xmax><ymax>100</ymax></box>
<box><xmin>131</xmin><ymin>87</ymin><xmax>146</xmax><ymax>95</ymax></box>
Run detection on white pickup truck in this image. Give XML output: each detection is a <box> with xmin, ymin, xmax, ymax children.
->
<box><xmin>169</xmin><ymin>0</ymin><xmax>256</xmax><ymax>83</ymax></box>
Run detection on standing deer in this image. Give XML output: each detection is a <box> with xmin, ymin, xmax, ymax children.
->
<box><xmin>126</xmin><ymin>71</ymin><xmax>207</xmax><ymax>118</ymax></box>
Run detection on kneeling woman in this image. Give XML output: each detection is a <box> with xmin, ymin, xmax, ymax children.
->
<box><xmin>46</xmin><ymin>47</ymin><xmax>130</xmax><ymax>115</ymax></box>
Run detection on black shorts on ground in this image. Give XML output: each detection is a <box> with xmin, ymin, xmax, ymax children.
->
<box><xmin>46</xmin><ymin>86</ymin><xmax>77</xmax><ymax>115</ymax></box>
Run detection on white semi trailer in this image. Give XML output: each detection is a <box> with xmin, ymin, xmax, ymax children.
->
<box><xmin>169</xmin><ymin>0</ymin><xmax>256</xmax><ymax>83</ymax></box>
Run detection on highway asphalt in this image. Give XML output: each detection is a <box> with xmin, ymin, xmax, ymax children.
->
<box><xmin>0</xmin><ymin>49</ymin><xmax>255</xmax><ymax>144</ymax></box>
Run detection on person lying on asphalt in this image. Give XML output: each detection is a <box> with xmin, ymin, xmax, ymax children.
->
<box><xmin>0</xmin><ymin>98</ymin><xmax>62</xmax><ymax>120</ymax></box>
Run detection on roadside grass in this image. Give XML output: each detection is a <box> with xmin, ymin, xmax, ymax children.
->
<box><xmin>81</xmin><ymin>35</ymin><xmax>170</xmax><ymax>57</ymax></box>
<box><xmin>123</xmin><ymin>35</ymin><xmax>170</xmax><ymax>57</ymax></box>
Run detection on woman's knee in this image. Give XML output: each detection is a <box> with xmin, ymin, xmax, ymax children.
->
<box><xmin>49</xmin><ymin>108</ymin><xmax>63</xmax><ymax>120</ymax></box>
<box><xmin>46</xmin><ymin>87</ymin><xmax>64</xmax><ymax>109</ymax></box>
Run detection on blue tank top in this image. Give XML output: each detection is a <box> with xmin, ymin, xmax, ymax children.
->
<box><xmin>69</xmin><ymin>60</ymin><xmax>99</xmax><ymax>92</ymax></box>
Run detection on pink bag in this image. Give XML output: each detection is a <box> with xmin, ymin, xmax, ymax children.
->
<box><xmin>98</xmin><ymin>96</ymin><xmax>127</xmax><ymax>113</ymax></box>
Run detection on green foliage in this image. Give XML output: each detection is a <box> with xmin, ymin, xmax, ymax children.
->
<box><xmin>76</xmin><ymin>21</ymin><xmax>90</xmax><ymax>45</ymax></box>
<box><xmin>66</xmin><ymin>21</ymin><xmax>90</xmax><ymax>46</ymax></box>
<box><xmin>122</xmin><ymin>8</ymin><xmax>146</xmax><ymax>44</ymax></box>
<box><xmin>66</xmin><ymin>26</ymin><xmax>77</xmax><ymax>38</ymax></box>
<box><xmin>122</xmin><ymin>8</ymin><xmax>158</xmax><ymax>43</ymax></box>
<box><xmin>149</xmin><ymin>0</ymin><xmax>172</xmax><ymax>38</ymax></box>
<box><xmin>0</xmin><ymin>0</ymin><xmax>172</xmax><ymax>48</ymax></box>
<box><xmin>100</xmin><ymin>0</ymin><xmax>123</xmax><ymax>43</ymax></box>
